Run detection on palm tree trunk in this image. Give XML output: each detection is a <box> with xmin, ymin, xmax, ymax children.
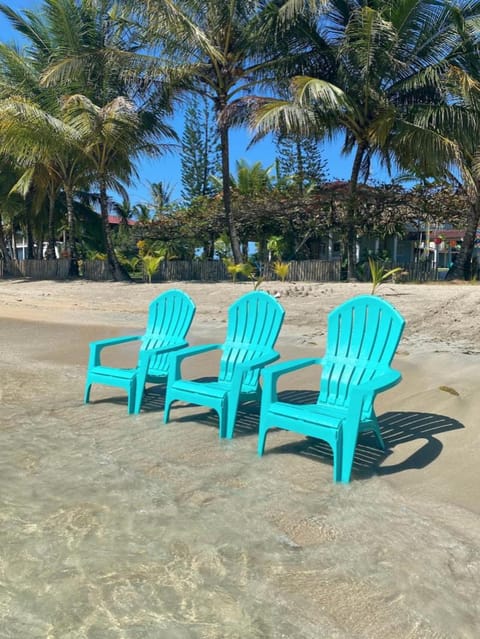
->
<box><xmin>0</xmin><ymin>211</ymin><xmax>12</xmax><ymax>269</ymax></box>
<box><xmin>99</xmin><ymin>179</ymin><xmax>130</xmax><ymax>282</ymax></box>
<box><xmin>64</xmin><ymin>185</ymin><xmax>78</xmax><ymax>277</ymax></box>
<box><xmin>346</xmin><ymin>143</ymin><xmax>366</xmax><ymax>280</ymax></box>
<box><xmin>26</xmin><ymin>219</ymin><xmax>35</xmax><ymax>259</ymax></box>
<box><xmin>446</xmin><ymin>191</ymin><xmax>480</xmax><ymax>280</ymax></box>
<box><xmin>217</xmin><ymin>101</ymin><xmax>242</xmax><ymax>264</ymax></box>
<box><xmin>45</xmin><ymin>188</ymin><xmax>57</xmax><ymax>260</ymax></box>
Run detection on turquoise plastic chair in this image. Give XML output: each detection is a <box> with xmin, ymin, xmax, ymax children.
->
<box><xmin>258</xmin><ymin>295</ymin><xmax>405</xmax><ymax>483</ymax></box>
<box><xmin>84</xmin><ymin>289</ymin><xmax>196</xmax><ymax>414</ymax></box>
<box><xmin>164</xmin><ymin>290</ymin><xmax>285</xmax><ymax>438</ymax></box>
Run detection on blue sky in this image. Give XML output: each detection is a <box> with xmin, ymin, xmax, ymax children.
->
<box><xmin>0</xmin><ymin>0</ymin><xmax>390</xmax><ymax>206</ymax></box>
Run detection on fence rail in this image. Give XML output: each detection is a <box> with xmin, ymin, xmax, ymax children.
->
<box><xmin>0</xmin><ymin>257</ymin><xmax>454</xmax><ymax>283</ymax></box>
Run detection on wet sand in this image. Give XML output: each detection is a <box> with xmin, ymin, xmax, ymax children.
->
<box><xmin>1</xmin><ymin>279</ymin><xmax>479</xmax><ymax>637</ymax></box>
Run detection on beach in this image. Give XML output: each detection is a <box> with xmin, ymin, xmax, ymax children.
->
<box><xmin>1</xmin><ymin>278</ymin><xmax>479</xmax><ymax>638</ymax></box>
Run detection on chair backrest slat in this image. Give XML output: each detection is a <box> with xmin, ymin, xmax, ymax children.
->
<box><xmin>319</xmin><ymin>296</ymin><xmax>405</xmax><ymax>409</ymax></box>
<box><xmin>141</xmin><ymin>289</ymin><xmax>196</xmax><ymax>371</ymax></box>
<box><xmin>219</xmin><ymin>291</ymin><xmax>285</xmax><ymax>389</ymax></box>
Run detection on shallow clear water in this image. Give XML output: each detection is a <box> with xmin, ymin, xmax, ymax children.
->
<box><xmin>1</xmin><ymin>320</ymin><xmax>480</xmax><ymax>638</ymax></box>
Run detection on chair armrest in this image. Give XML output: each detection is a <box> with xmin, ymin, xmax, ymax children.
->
<box><xmin>347</xmin><ymin>368</ymin><xmax>402</xmax><ymax>426</ymax></box>
<box><xmin>261</xmin><ymin>357</ymin><xmax>323</xmax><ymax>405</ymax></box>
<box><xmin>168</xmin><ymin>343</ymin><xmax>222</xmax><ymax>381</ymax></box>
<box><xmin>138</xmin><ymin>340</ymin><xmax>189</xmax><ymax>366</ymax></box>
<box><xmin>88</xmin><ymin>335</ymin><xmax>142</xmax><ymax>367</ymax></box>
<box><xmin>351</xmin><ymin>368</ymin><xmax>402</xmax><ymax>398</ymax></box>
<box><xmin>234</xmin><ymin>349</ymin><xmax>281</xmax><ymax>376</ymax></box>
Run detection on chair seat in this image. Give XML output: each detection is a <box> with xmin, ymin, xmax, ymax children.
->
<box><xmin>170</xmin><ymin>379</ymin><xmax>232</xmax><ymax>400</ymax></box>
<box><xmin>268</xmin><ymin>401</ymin><xmax>346</xmax><ymax>430</ymax></box>
<box><xmin>89</xmin><ymin>365</ymin><xmax>137</xmax><ymax>381</ymax></box>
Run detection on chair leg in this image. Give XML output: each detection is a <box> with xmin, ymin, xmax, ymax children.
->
<box><xmin>132</xmin><ymin>386</ymin><xmax>144</xmax><ymax>415</ymax></box>
<box><xmin>257</xmin><ymin>420</ymin><xmax>268</xmax><ymax>456</ymax></box>
<box><xmin>339</xmin><ymin>430</ymin><xmax>356</xmax><ymax>483</ymax></box>
<box><xmin>218</xmin><ymin>400</ymin><xmax>228</xmax><ymax>438</ymax></box>
<box><xmin>370</xmin><ymin>419</ymin><xmax>386</xmax><ymax>451</ymax></box>
<box><xmin>224</xmin><ymin>401</ymin><xmax>239</xmax><ymax>440</ymax></box>
<box><xmin>164</xmin><ymin>393</ymin><xmax>174</xmax><ymax>423</ymax></box>
<box><xmin>84</xmin><ymin>381</ymin><xmax>92</xmax><ymax>405</ymax></box>
<box><xmin>133</xmin><ymin>366</ymin><xmax>149</xmax><ymax>415</ymax></box>
<box><xmin>127</xmin><ymin>380</ymin><xmax>137</xmax><ymax>415</ymax></box>
<box><xmin>332</xmin><ymin>432</ymin><xmax>343</xmax><ymax>484</ymax></box>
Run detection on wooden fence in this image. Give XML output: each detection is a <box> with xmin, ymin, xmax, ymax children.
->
<box><xmin>81</xmin><ymin>259</ymin><xmax>113</xmax><ymax>281</ymax></box>
<box><xmin>154</xmin><ymin>259</ymin><xmax>228</xmax><ymax>282</ymax></box>
<box><xmin>3</xmin><ymin>258</ymin><xmax>71</xmax><ymax>279</ymax></box>
<box><xmin>288</xmin><ymin>259</ymin><xmax>342</xmax><ymax>282</ymax></box>
<box><xmin>386</xmin><ymin>261</ymin><xmax>438</xmax><ymax>283</ymax></box>
<box><xmin>0</xmin><ymin>257</ymin><xmax>450</xmax><ymax>283</ymax></box>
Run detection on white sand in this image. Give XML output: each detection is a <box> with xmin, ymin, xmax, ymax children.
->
<box><xmin>1</xmin><ymin>278</ymin><xmax>479</xmax><ymax>637</ymax></box>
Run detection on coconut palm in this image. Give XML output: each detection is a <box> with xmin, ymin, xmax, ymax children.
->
<box><xmin>0</xmin><ymin>0</ymin><xmax>177</xmax><ymax>279</ymax></box>
<box><xmin>60</xmin><ymin>94</ymin><xmax>164</xmax><ymax>280</ymax></box>
<box><xmin>0</xmin><ymin>95</ymin><xmax>91</xmax><ymax>269</ymax></box>
<box><xmin>250</xmin><ymin>0</ymin><xmax>480</xmax><ymax>279</ymax></box>
<box><xmin>0</xmin><ymin>1</ymin><xmax>118</xmax><ymax>271</ymax></box>
<box><xmin>150</xmin><ymin>180</ymin><xmax>175</xmax><ymax>216</ymax></box>
<box><xmin>136</xmin><ymin>0</ymin><xmax>302</xmax><ymax>263</ymax></box>
<box><xmin>445</xmin><ymin>150</ymin><xmax>480</xmax><ymax>280</ymax></box>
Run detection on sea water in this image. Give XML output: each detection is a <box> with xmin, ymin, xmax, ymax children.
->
<box><xmin>1</xmin><ymin>320</ymin><xmax>479</xmax><ymax>638</ymax></box>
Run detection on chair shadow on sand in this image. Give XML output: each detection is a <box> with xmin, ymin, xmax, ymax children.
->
<box><xmin>106</xmin><ymin>385</ymin><xmax>464</xmax><ymax>479</ymax></box>
<box><xmin>256</xmin><ymin>389</ymin><xmax>465</xmax><ymax>479</ymax></box>
<box><xmin>139</xmin><ymin>377</ymin><xmax>262</xmax><ymax>432</ymax></box>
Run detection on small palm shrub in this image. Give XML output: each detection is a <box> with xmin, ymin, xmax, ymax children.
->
<box><xmin>224</xmin><ymin>258</ymin><xmax>255</xmax><ymax>283</ymax></box>
<box><xmin>142</xmin><ymin>254</ymin><xmax>164</xmax><ymax>283</ymax></box>
<box><xmin>368</xmin><ymin>257</ymin><xmax>402</xmax><ymax>294</ymax></box>
<box><xmin>273</xmin><ymin>261</ymin><xmax>290</xmax><ymax>282</ymax></box>
<box><xmin>118</xmin><ymin>254</ymin><xmax>141</xmax><ymax>276</ymax></box>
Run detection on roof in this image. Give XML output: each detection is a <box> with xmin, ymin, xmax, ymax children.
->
<box><xmin>107</xmin><ymin>215</ymin><xmax>135</xmax><ymax>226</ymax></box>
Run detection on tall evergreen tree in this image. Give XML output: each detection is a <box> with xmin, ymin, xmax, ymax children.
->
<box><xmin>180</xmin><ymin>97</ymin><xmax>219</xmax><ymax>204</ymax></box>
<box><xmin>275</xmin><ymin>133</ymin><xmax>327</xmax><ymax>193</ymax></box>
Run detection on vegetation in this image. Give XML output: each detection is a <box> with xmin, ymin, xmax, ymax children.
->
<box><xmin>273</xmin><ymin>261</ymin><xmax>290</xmax><ymax>282</ymax></box>
<box><xmin>223</xmin><ymin>258</ymin><xmax>255</xmax><ymax>283</ymax></box>
<box><xmin>0</xmin><ymin>0</ymin><xmax>479</xmax><ymax>284</ymax></box>
<box><xmin>368</xmin><ymin>257</ymin><xmax>402</xmax><ymax>295</ymax></box>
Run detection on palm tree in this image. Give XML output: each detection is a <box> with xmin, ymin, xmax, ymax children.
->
<box><xmin>0</xmin><ymin>95</ymin><xmax>91</xmax><ymax>269</ymax></box>
<box><xmin>0</xmin><ymin>1</ymin><xmax>111</xmax><ymax>272</ymax></box>
<box><xmin>250</xmin><ymin>0</ymin><xmax>480</xmax><ymax>279</ymax></box>
<box><xmin>150</xmin><ymin>180</ymin><xmax>175</xmax><ymax>217</ymax></box>
<box><xmin>137</xmin><ymin>0</ymin><xmax>300</xmax><ymax>263</ymax></box>
<box><xmin>0</xmin><ymin>0</ymin><xmax>177</xmax><ymax>279</ymax></box>
<box><xmin>0</xmin><ymin>161</ymin><xmax>25</xmax><ymax>267</ymax></box>
<box><xmin>445</xmin><ymin>153</ymin><xmax>480</xmax><ymax>281</ymax></box>
<box><xmin>61</xmin><ymin>94</ymin><xmax>164</xmax><ymax>280</ymax></box>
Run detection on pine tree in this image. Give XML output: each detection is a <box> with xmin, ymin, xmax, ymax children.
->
<box><xmin>181</xmin><ymin>98</ymin><xmax>220</xmax><ymax>204</ymax></box>
<box><xmin>275</xmin><ymin>134</ymin><xmax>328</xmax><ymax>194</ymax></box>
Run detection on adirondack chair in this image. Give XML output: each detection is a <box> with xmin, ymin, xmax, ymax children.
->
<box><xmin>163</xmin><ymin>290</ymin><xmax>285</xmax><ymax>438</ymax></box>
<box><xmin>84</xmin><ymin>289</ymin><xmax>196</xmax><ymax>414</ymax></box>
<box><xmin>258</xmin><ymin>295</ymin><xmax>405</xmax><ymax>483</ymax></box>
